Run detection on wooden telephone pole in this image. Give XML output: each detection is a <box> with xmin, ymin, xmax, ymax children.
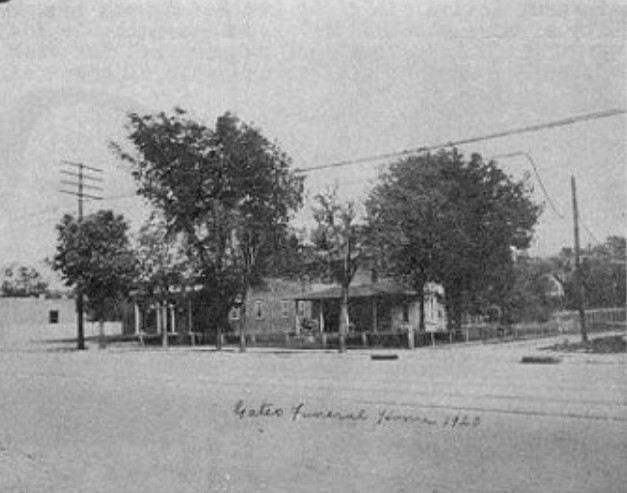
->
<box><xmin>60</xmin><ymin>160</ymin><xmax>103</xmax><ymax>350</ymax></box>
<box><xmin>570</xmin><ymin>176</ymin><xmax>588</xmax><ymax>343</ymax></box>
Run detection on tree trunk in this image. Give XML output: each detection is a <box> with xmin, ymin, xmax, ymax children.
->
<box><xmin>339</xmin><ymin>283</ymin><xmax>349</xmax><ymax>353</ymax></box>
<box><xmin>216</xmin><ymin>324</ymin><xmax>223</xmax><ymax>350</ymax></box>
<box><xmin>239</xmin><ymin>297</ymin><xmax>247</xmax><ymax>352</ymax></box>
<box><xmin>214</xmin><ymin>303</ymin><xmax>230</xmax><ymax>351</ymax></box>
<box><xmin>161</xmin><ymin>302</ymin><xmax>168</xmax><ymax>349</ymax></box>
<box><xmin>445</xmin><ymin>287</ymin><xmax>463</xmax><ymax>336</ymax></box>
<box><xmin>98</xmin><ymin>319</ymin><xmax>105</xmax><ymax>350</ymax></box>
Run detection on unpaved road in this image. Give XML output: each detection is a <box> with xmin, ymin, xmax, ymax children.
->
<box><xmin>0</xmin><ymin>326</ymin><xmax>625</xmax><ymax>492</ymax></box>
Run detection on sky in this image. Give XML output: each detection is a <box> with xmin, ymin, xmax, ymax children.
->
<box><xmin>0</xmin><ymin>0</ymin><xmax>625</xmax><ymax>284</ymax></box>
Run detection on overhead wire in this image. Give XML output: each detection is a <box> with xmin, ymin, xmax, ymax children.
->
<box><xmin>582</xmin><ymin>223</ymin><xmax>601</xmax><ymax>245</ymax></box>
<box><xmin>295</xmin><ymin>108</ymin><xmax>625</xmax><ymax>173</ymax></box>
<box><xmin>490</xmin><ymin>152</ymin><xmax>565</xmax><ymax>219</ymax></box>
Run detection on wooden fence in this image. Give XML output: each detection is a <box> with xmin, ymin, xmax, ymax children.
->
<box><xmin>137</xmin><ymin>307</ymin><xmax>625</xmax><ymax>349</ymax></box>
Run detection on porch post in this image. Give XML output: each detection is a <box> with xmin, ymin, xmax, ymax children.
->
<box><xmin>160</xmin><ymin>302</ymin><xmax>168</xmax><ymax>348</ymax></box>
<box><xmin>134</xmin><ymin>302</ymin><xmax>141</xmax><ymax>335</ymax></box>
<box><xmin>155</xmin><ymin>303</ymin><xmax>162</xmax><ymax>334</ymax></box>
<box><xmin>170</xmin><ymin>304</ymin><xmax>176</xmax><ymax>333</ymax></box>
<box><xmin>319</xmin><ymin>302</ymin><xmax>325</xmax><ymax>332</ymax></box>
<box><xmin>372</xmin><ymin>298</ymin><xmax>378</xmax><ymax>333</ymax></box>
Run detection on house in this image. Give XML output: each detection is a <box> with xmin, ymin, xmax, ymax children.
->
<box><xmin>0</xmin><ymin>296</ymin><xmax>76</xmax><ymax>328</ymax></box>
<box><xmin>0</xmin><ymin>296</ymin><xmax>78</xmax><ymax>347</ymax></box>
<box><xmin>124</xmin><ymin>274</ymin><xmax>447</xmax><ymax>347</ymax></box>
<box><xmin>227</xmin><ymin>278</ymin><xmax>310</xmax><ymax>335</ymax></box>
<box><xmin>125</xmin><ymin>278</ymin><xmax>311</xmax><ymax>340</ymax></box>
<box><xmin>292</xmin><ymin>280</ymin><xmax>446</xmax><ymax>335</ymax></box>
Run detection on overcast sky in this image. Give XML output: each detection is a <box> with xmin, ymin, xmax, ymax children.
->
<box><xmin>0</xmin><ymin>0</ymin><xmax>625</xmax><ymax>280</ymax></box>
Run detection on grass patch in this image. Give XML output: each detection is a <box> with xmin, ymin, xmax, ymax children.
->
<box><xmin>542</xmin><ymin>335</ymin><xmax>626</xmax><ymax>354</ymax></box>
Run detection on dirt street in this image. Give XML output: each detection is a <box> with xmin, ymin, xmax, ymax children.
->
<box><xmin>0</xmin><ymin>325</ymin><xmax>625</xmax><ymax>492</ymax></box>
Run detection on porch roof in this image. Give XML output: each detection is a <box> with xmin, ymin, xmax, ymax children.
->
<box><xmin>292</xmin><ymin>281</ymin><xmax>418</xmax><ymax>301</ymax></box>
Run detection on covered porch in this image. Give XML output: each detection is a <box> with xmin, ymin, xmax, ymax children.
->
<box><xmin>293</xmin><ymin>281</ymin><xmax>421</xmax><ymax>335</ymax></box>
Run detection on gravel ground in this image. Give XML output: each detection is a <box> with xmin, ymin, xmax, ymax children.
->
<box><xmin>0</xmin><ymin>323</ymin><xmax>625</xmax><ymax>492</ymax></box>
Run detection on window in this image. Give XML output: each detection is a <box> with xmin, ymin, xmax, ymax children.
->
<box><xmin>254</xmin><ymin>300</ymin><xmax>264</xmax><ymax>320</ymax></box>
<box><xmin>229</xmin><ymin>307</ymin><xmax>240</xmax><ymax>321</ymax></box>
<box><xmin>281</xmin><ymin>300</ymin><xmax>290</xmax><ymax>318</ymax></box>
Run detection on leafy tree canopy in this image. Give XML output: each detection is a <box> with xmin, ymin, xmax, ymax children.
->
<box><xmin>310</xmin><ymin>188</ymin><xmax>368</xmax><ymax>352</ymax></box>
<box><xmin>552</xmin><ymin>235</ymin><xmax>626</xmax><ymax>309</ymax></box>
<box><xmin>312</xmin><ymin>188</ymin><xmax>367</xmax><ymax>288</ymax></box>
<box><xmin>111</xmin><ymin>109</ymin><xmax>304</xmax><ymax>334</ymax></box>
<box><xmin>366</xmin><ymin>149</ymin><xmax>542</xmax><ymax>330</ymax></box>
<box><xmin>134</xmin><ymin>212</ymin><xmax>189</xmax><ymax>299</ymax></box>
<box><xmin>52</xmin><ymin>210</ymin><xmax>136</xmax><ymax>319</ymax></box>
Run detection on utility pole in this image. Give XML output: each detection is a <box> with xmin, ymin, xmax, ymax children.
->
<box><xmin>60</xmin><ymin>160</ymin><xmax>103</xmax><ymax>350</ymax></box>
<box><xmin>571</xmin><ymin>176</ymin><xmax>588</xmax><ymax>343</ymax></box>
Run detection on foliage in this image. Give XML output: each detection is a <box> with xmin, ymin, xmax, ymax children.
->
<box><xmin>582</xmin><ymin>236</ymin><xmax>626</xmax><ymax>308</ymax></box>
<box><xmin>366</xmin><ymin>149</ymin><xmax>541</xmax><ymax>331</ymax></box>
<box><xmin>311</xmin><ymin>188</ymin><xmax>367</xmax><ymax>351</ymax></box>
<box><xmin>504</xmin><ymin>254</ymin><xmax>563</xmax><ymax>323</ymax></box>
<box><xmin>254</xmin><ymin>227</ymin><xmax>323</xmax><ymax>281</ymax></box>
<box><xmin>111</xmin><ymin>109</ymin><xmax>304</xmax><ymax>336</ymax></box>
<box><xmin>52</xmin><ymin>210</ymin><xmax>137</xmax><ymax>321</ymax></box>
<box><xmin>552</xmin><ymin>235</ymin><xmax>626</xmax><ymax>309</ymax></box>
<box><xmin>134</xmin><ymin>212</ymin><xmax>188</xmax><ymax>299</ymax></box>
<box><xmin>312</xmin><ymin>188</ymin><xmax>367</xmax><ymax>288</ymax></box>
<box><xmin>1</xmin><ymin>265</ymin><xmax>48</xmax><ymax>297</ymax></box>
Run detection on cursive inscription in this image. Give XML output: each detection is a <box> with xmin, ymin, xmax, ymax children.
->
<box><xmin>235</xmin><ymin>400</ymin><xmax>284</xmax><ymax>419</ymax></box>
<box><xmin>291</xmin><ymin>402</ymin><xmax>369</xmax><ymax>422</ymax></box>
<box><xmin>233</xmin><ymin>400</ymin><xmax>480</xmax><ymax>429</ymax></box>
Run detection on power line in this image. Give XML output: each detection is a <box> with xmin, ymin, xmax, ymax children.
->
<box><xmin>59</xmin><ymin>160</ymin><xmax>104</xmax><ymax>351</ymax></box>
<box><xmin>59</xmin><ymin>161</ymin><xmax>104</xmax><ymax>207</ymax></box>
<box><xmin>295</xmin><ymin>108</ymin><xmax>626</xmax><ymax>173</ymax></box>
<box><xmin>490</xmin><ymin>151</ymin><xmax>565</xmax><ymax>219</ymax></box>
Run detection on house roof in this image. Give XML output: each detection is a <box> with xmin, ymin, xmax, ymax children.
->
<box><xmin>292</xmin><ymin>281</ymin><xmax>418</xmax><ymax>301</ymax></box>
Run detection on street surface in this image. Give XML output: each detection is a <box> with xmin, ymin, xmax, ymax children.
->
<box><xmin>0</xmin><ymin>323</ymin><xmax>625</xmax><ymax>492</ymax></box>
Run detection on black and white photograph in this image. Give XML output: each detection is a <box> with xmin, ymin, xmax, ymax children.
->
<box><xmin>0</xmin><ymin>1</ymin><xmax>625</xmax><ymax>492</ymax></box>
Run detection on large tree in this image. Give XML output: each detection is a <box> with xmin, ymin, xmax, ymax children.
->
<box><xmin>311</xmin><ymin>188</ymin><xmax>367</xmax><ymax>353</ymax></box>
<box><xmin>552</xmin><ymin>236</ymin><xmax>626</xmax><ymax>310</ymax></box>
<box><xmin>580</xmin><ymin>236</ymin><xmax>626</xmax><ymax>309</ymax></box>
<box><xmin>52</xmin><ymin>210</ymin><xmax>136</xmax><ymax>347</ymax></box>
<box><xmin>111</xmin><ymin>109</ymin><xmax>304</xmax><ymax>349</ymax></box>
<box><xmin>366</xmin><ymin>149</ymin><xmax>541</xmax><ymax>333</ymax></box>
